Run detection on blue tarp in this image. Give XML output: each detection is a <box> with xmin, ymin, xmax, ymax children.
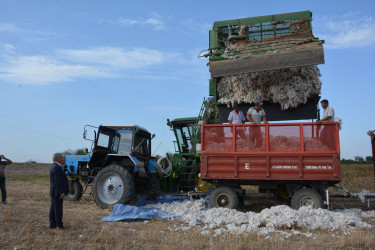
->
<box><xmin>102</xmin><ymin>195</ymin><xmax>191</xmax><ymax>222</ymax></box>
<box><xmin>135</xmin><ymin>194</ymin><xmax>190</xmax><ymax>207</ymax></box>
<box><xmin>102</xmin><ymin>204</ymin><xmax>179</xmax><ymax>222</ymax></box>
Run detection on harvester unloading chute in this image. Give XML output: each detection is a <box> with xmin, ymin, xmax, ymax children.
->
<box><xmin>200</xmin><ymin>11</ymin><xmax>324</xmax><ymax>77</ymax></box>
<box><xmin>199</xmin><ymin>11</ymin><xmax>325</xmax><ymax>122</ymax></box>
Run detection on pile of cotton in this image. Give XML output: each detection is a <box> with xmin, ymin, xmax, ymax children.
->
<box><xmin>217</xmin><ymin>65</ymin><xmax>322</xmax><ymax>110</ymax></box>
<box><xmin>204</xmin><ymin>135</ymin><xmax>329</xmax><ymax>152</ymax></box>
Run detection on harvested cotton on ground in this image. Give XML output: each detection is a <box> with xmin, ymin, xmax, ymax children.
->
<box><xmin>142</xmin><ymin>199</ymin><xmax>375</xmax><ymax>238</ymax></box>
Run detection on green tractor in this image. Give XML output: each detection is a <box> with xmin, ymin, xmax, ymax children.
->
<box><xmin>158</xmin><ymin>100</ymin><xmax>215</xmax><ymax>194</ymax></box>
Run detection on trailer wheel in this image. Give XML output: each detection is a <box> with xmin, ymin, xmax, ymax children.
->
<box><xmin>209</xmin><ymin>187</ymin><xmax>239</xmax><ymax>209</ymax></box>
<box><xmin>65</xmin><ymin>180</ymin><xmax>83</xmax><ymax>201</ymax></box>
<box><xmin>93</xmin><ymin>165</ymin><xmax>135</xmax><ymax>209</ymax></box>
<box><xmin>291</xmin><ymin>188</ymin><xmax>324</xmax><ymax>209</ymax></box>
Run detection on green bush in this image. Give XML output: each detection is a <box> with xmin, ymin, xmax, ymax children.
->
<box><xmin>341</xmin><ymin>156</ymin><xmax>373</xmax><ymax>165</ymax></box>
<box><xmin>61</xmin><ymin>148</ymin><xmax>87</xmax><ymax>156</ymax></box>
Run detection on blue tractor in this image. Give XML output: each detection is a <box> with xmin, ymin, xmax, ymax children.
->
<box><xmin>64</xmin><ymin>124</ymin><xmax>161</xmax><ymax>208</ymax></box>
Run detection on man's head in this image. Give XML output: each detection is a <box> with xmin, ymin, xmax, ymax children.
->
<box><xmin>320</xmin><ymin>99</ymin><xmax>329</xmax><ymax>109</ymax></box>
<box><xmin>53</xmin><ymin>153</ymin><xmax>64</xmax><ymax>164</ymax></box>
<box><xmin>232</xmin><ymin>102</ymin><xmax>239</xmax><ymax>112</ymax></box>
<box><xmin>254</xmin><ymin>101</ymin><xmax>263</xmax><ymax>111</ymax></box>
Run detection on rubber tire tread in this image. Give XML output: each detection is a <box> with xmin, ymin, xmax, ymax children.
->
<box><xmin>209</xmin><ymin>187</ymin><xmax>239</xmax><ymax>209</ymax></box>
<box><xmin>290</xmin><ymin>188</ymin><xmax>324</xmax><ymax>209</ymax></box>
<box><xmin>93</xmin><ymin>165</ymin><xmax>135</xmax><ymax>209</ymax></box>
<box><xmin>65</xmin><ymin>180</ymin><xmax>83</xmax><ymax>201</ymax></box>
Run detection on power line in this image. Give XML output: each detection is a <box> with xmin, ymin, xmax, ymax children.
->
<box><xmin>0</xmin><ymin>123</ymin><xmax>82</xmax><ymax>142</ymax></box>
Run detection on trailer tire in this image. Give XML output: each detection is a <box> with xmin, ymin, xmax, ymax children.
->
<box><xmin>93</xmin><ymin>165</ymin><xmax>135</xmax><ymax>209</ymax></box>
<box><xmin>291</xmin><ymin>188</ymin><xmax>324</xmax><ymax>209</ymax></box>
<box><xmin>209</xmin><ymin>187</ymin><xmax>239</xmax><ymax>209</ymax></box>
<box><xmin>65</xmin><ymin>180</ymin><xmax>83</xmax><ymax>201</ymax></box>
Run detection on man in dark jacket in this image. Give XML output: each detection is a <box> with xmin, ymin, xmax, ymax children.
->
<box><xmin>0</xmin><ymin>155</ymin><xmax>13</xmax><ymax>204</ymax></box>
<box><xmin>49</xmin><ymin>153</ymin><xmax>69</xmax><ymax>229</ymax></box>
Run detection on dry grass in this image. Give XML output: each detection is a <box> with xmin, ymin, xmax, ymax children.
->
<box><xmin>0</xmin><ymin>163</ymin><xmax>375</xmax><ymax>249</ymax></box>
<box><xmin>340</xmin><ymin>164</ymin><xmax>375</xmax><ymax>192</ymax></box>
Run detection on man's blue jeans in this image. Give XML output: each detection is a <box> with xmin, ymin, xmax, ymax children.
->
<box><xmin>0</xmin><ymin>177</ymin><xmax>6</xmax><ymax>202</ymax></box>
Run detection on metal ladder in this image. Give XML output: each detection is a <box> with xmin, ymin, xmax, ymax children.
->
<box><xmin>191</xmin><ymin>98</ymin><xmax>206</xmax><ymax>147</ymax></box>
<box><xmin>83</xmin><ymin>169</ymin><xmax>96</xmax><ymax>195</ymax></box>
<box><xmin>179</xmin><ymin>157</ymin><xmax>197</xmax><ymax>192</ymax></box>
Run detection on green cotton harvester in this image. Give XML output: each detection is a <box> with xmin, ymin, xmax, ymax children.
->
<box><xmin>200</xmin><ymin>10</ymin><xmax>326</xmax><ymax>123</ymax></box>
<box><xmin>160</xmin><ymin>11</ymin><xmax>326</xmax><ymax>195</ymax></box>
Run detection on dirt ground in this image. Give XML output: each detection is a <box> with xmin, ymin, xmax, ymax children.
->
<box><xmin>1</xmin><ymin>163</ymin><xmax>375</xmax><ymax>249</ymax></box>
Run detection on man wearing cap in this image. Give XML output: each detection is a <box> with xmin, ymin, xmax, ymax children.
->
<box><xmin>317</xmin><ymin>99</ymin><xmax>335</xmax><ymax>150</ymax></box>
<box><xmin>228</xmin><ymin>102</ymin><xmax>246</xmax><ymax>124</ymax></box>
<box><xmin>0</xmin><ymin>155</ymin><xmax>13</xmax><ymax>204</ymax></box>
<box><xmin>246</xmin><ymin>101</ymin><xmax>268</xmax><ymax>148</ymax></box>
<box><xmin>228</xmin><ymin>102</ymin><xmax>246</xmax><ymax>138</ymax></box>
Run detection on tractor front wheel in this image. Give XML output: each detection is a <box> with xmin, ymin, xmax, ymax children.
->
<box><xmin>93</xmin><ymin>165</ymin><xmax>135</xmax><ymax>209</ymax></box>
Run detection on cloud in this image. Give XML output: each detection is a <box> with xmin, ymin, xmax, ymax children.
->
<box><xmin>316</xmin><ymin>14</ymin><xmax>375</xmax><ymax>49</ymax></box>
<box><xmin>0</xmin><ymin>46</ymin><xmax>182</xmax><ymax>84</ymax></box>
<box><xmin>59</xmin><ymin>47</ymin><xmax>178</xmax><ymax>69</ymax></box>
<box><xmin>0</xmin><ymin>22</ymin><xmax>62</xmax><ymax>41</ymax></box>
<box><xmin>114</xmin><ymin>14</ymin><xmax>167</xmax><ymax>30</ymax></box>
<box><xmin>0</xmin><ymin>55</ymin><xmax>113</xmax><ymax>84</ymax></box>
<box><xmin>0</xmin><ymin>42</ymin><xmax>16</xmax><ymax>53</ymax></box>
<box><xmin>0</xmin><ymin>23</ymin><xmax>18</xmax><ymax>32</ymax></box>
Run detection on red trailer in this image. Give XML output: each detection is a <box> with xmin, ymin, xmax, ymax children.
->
<box><xmin>200</xmin><ymin>122</ymin><xmax>341</xmax><ymax>209</ymax></box>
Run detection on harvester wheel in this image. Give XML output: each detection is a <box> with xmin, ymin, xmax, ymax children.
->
<box><xmin>291</xmin><ymin>188</ymin><xmax>324</xmax><ymax>209</ymax></box>
<box><xmin>209</xmin><ymin>187</ymin><xmax>239</xmax><ymax>209</ymax></box>
<box><xmin>93</xmin><ymin>165</ymin><xmax>135</xmax><ymax>209</ymax></box>
<box><xmin>65</xmin><ymin>180</ymin><xmax>83</xmax><ymax>201</ymax></box>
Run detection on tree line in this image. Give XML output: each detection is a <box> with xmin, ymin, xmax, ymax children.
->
<box><xmin>341</xmin><ymin>156</ymin><xmax>373</xmax><ymax>165</ymax></box>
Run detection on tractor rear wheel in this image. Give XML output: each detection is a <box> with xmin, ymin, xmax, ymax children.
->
<box><xmin>65</xmin><ymin>180</ymin><xmax>83</xmax><ymax>201</ymax></box>
<box><xmin>291</xmin><ymin>188</ymin><xmax>324</xmax><ymax>209</ymax></box>
<box><xmin>209</xmin><ymin>187</ymin><xmax>239</xmax><ymax>209</ymax></box>
<box><xmin>93</xmin><ymin>165</ymin><xmax>135</xmax><ymax>209</ymax></box>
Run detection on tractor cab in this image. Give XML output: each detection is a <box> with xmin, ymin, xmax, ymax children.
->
<box><xmin>87</xmin><ymin>125</ymin><xmax>152</xmax><ymax>169</ymax></box>
<box><xmin>165</xmin><ymin>117</ymin><xmax>203</xmax><ymax>192</ymax></box>
<box><xmin>167</xmin><ymin>117</ymin><xmax>197</xmax><ymax>154</ymax></box>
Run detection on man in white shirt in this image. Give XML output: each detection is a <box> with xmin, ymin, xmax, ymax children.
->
<box><xmin>228</xmin><ymin>102</ymin><xmax>246</xmax><ymax>138</ymax></box>
<box><xmin>317</xmin><ymin>99</ymin><xmax>335</xmax><ymax>123</ymax></box>
<box><xmin>228</xmin><ymin>102</ymin><xmax>245</xmax><ymax>124</ymax></box>
<box><xmin>317</xmin><ymin>99</ymin><xmax>336</xmax><ymax>150</ymax></box>
<box><xmin>246</xmin><ymin>101</ymin><xmax>267</xmax><ymax>148</ymax></box>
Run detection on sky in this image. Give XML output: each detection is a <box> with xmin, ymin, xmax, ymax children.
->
<box><xmin>0</xmin><ymin>0</ymin><xmax>374</xmax><ymax>163</ymax></box>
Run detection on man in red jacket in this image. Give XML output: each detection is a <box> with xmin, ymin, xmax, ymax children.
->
<box><xmin>49</xmin><ymin>153</ymin><xmax>69</xmax><ymax>229</ymax></box>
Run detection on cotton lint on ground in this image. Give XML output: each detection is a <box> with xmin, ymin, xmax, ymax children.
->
<box><xmin>142</xmin><ymin>199</ymin><xmax>375</xmax><ymax>238</ymax></box>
